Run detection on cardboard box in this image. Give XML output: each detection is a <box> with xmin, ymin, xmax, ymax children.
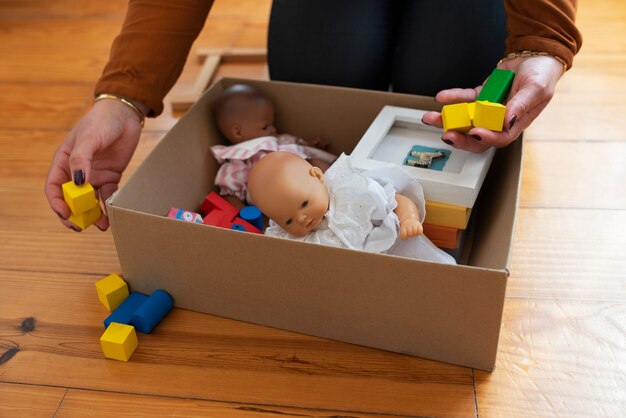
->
<box><xmin>108</xmin><ymin>78</ymin><xmax>521</xmax><ymax>371</ymax></box>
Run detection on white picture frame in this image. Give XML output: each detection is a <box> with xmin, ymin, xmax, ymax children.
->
<box><xmin>349</xmin><ymin>105</ymin><xmax>495</xmax><ymax>208</ymax></box>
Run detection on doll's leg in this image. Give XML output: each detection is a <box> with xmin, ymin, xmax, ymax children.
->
<box><xmin>391</xmin><ymin>0</ymin><xmax>507</xmax><ymax>96</ymax></box>
<box><xmin>267</xmin><ymin>0</ymin><xmax>400</xmax><ymax>91</ymax></box>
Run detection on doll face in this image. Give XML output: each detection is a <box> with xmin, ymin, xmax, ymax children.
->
<box><xmin>272</xmin><ymin>168</ymin><xmax>329</xmax><ymax>237</ymax></box>
<box><xmin>249</xmin><ymin>152</ymin><xmax>330</xmax><ymax>237</ymax></box>
<box><xmin>232</xmin><ymin>99</ymin><xmax>277</xmax><ymax>143</ymax></box>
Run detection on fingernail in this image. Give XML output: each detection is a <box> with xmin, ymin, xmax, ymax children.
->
<box><xmin>509</xmin><ymin>114</ymin><xmax>517</xmax><ymax>129</ymax></box>
<box><xmin>471</xmin><ymin>134</ymin><xmax>482</xmax><ymax>142</ymax></box>
<box><xmin>441</xmin><ymin>138</ymin><xmax>453</xmax><ymax>145</ymax></box>
<box><xmin>54</xmin><ymin>209</ymin><xmax>68</xmax><ymax>220</ymax></box>
<box><xmin>74</xmin><ymin>170</ymin><xmax>85</xmax><ymax>186</ymax></box>
<box><xmin>421</xmin><ymin>117</ymin><xmax>431</xmax><ymax>126</ymax></box>
<box><xmin>68</xmin><ymin>225</ymin><xmax>81</xmax><ymax>232</ymax></box>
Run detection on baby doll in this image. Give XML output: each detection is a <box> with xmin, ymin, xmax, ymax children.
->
<box><xmin>211</xmin><ymin>84</ymin><xmax>336</xmax><ymax>209</ymax></box>
<box><xmin>248</xmin><ymin>151</ymin><xmax>456</xmax><ymax>264</ymax></box>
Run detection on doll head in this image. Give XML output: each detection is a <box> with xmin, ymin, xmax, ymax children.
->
<box><xmin>214</xmin><ymin>84</ymin><xmax>277</xmax><ymax>144</ymax></box>
<box><xmin>248</xmin><ymin>152</ymin><xmax>330</xmax><ymax>237</ymax></box>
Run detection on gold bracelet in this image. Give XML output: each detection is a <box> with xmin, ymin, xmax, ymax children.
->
<box><xmin>94</xmin><ymin>93</ymin><xmax>145</xmax><ymax>127</ymax></box>
<box><xmin>498</xmin><ymin>50</ymin><xmax>568</xmax><ymax>74</ymax></box>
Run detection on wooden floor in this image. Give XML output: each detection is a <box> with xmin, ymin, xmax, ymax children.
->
<box><xmin>1</xmin><ymin>1</ymin><xmax>624</xmax><ymax>417</ymax></box>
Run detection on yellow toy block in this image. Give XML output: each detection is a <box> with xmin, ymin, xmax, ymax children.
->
<box><xmin>441</xmin><ymin>102</ymin><xmax>472</xmax><ymax>132</ymax></box>
<box><xmin>473</xmin><ymin>100</ymin><xmax>507</xmax><ymax>132</ymax></box>
<box><xmin>96</xmin><ymin>273</ymin><xmax>129</xmax><ymax>311</ymax></box>
<box><xmin>62</xmin><ymin>181</ymin><xmax>98</xmax><ymax>215</ymax></box>
<box><xmin>68</xmin><ymin>204</ymin><xmax>102</xmax><ymax>230</ymax></box>
<box><xmin>467</xmin><ymin>102</ymin><xmax>476</xmax><ymax>121</ymax></box>
<box><xmin>100</xmin><ymin>322</ymin><xmax>138</xmax><ymax>362</ymax></box>
<box><xmin>424</xmin><ymin>200</ymin><xmax>472</xmax><ymax>230</ymax></box>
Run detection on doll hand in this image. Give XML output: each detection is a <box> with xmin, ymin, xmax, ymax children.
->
<box><xmin>421</xmin><ymin>55</ymin><xmax>564</xmax><ymax>153</ymax></box>
<box><xmin>399</xmin><ymin>218</ymin><xmax>424</xmax><ymax>240</ymax></box>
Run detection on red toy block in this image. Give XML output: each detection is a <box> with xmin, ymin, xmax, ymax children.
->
<box><xmin>199</xmin><ymin>192</ymin><xmax>238</xmax><ymax>219</ymax></box>
<box><xmin>202</xmin><ymin>209</ymin><xmax>232</xmax><ymax>228</ymax></box>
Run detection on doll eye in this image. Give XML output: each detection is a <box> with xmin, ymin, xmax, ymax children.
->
<box><xmin>285</xmin><ymin>218</ymin><xmax>293</xmax><ymax>225</ymax></box>
<box><xmin>301</xmin><ymin>200</ymin><xmax>309</xmax><ymax>208</ymax></box>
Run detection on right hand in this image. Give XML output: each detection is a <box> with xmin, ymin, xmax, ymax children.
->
<box><xmin>45</xmin><ymin>98</ymin><xmax>144</xmax><ymax>231</ymax></box>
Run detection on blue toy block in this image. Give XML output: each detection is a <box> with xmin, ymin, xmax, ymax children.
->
<box><xmin>231</xmin><ymin>223</ymin><xmax>246</xmax><ymax>232</ymax></box>
<box><xmin>130</xmin><ymin>289</ymin><xmax>174</xmax><ymax>333</ymax></box>
<box><xmin>104</xmin><ymin>291</ymin><xmax>149</xmax><ymax>329</ymax></box>
<box><xmin>239</xmin><ymin>206</ymin><xmax>264</xmax><ymax>231</ymax></box>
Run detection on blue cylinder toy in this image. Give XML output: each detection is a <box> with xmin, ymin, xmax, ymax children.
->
<box><xmin>239</xmin><ymin>205</ymin><xmax>264</xmax><ymax>231</ymax></box>
<box><xmin>130</xmin><ymin>289</ymin><xmax>174</xmax><ymax>333</ymax></box>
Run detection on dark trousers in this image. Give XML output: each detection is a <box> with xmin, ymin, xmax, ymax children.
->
<box><xmin>268</xmin><ymin>0</ymin><xmax>507</xmax><ymax>96</ymax></box>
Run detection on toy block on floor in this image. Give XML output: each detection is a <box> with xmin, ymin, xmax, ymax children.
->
<box><xmin>476</xmin><ymin>68</ymin><xmax>515</xmax><ymax>103</ymax></box>
<box><xmin>239</xmin><ymin>206</ymin><xmax>264</xmax><ymax>231</ymax></box>
<box><xmin>104</xmin><ymin>291</ymin><xmax>149</xmax><ymax>328</ymax></box>
<box><xmin>168</xmin><ymin>208</ymin><xmax>203</xmax><ymax>223</ymax></box>
<box><xmin>474</xmin><ymin>101</ymin><xmax>507</xmax><ymax>132</ymax></box>
<box><xmin>69</xmin><ymin>204</ymin><xmax>102</xmax><ymax>230</ymax></box>
<box><xmin>130</xmin><ymin>290</ymin><xmax>174</xmax><ymax>333</ymax></box>
<box><xmin>199</xmin><ymin>192</ymin><xmax>238</xmax><ymax>219</ymax></box>
<box><xmin>441</xmin><ymin>103</ymin><xmax>472</xmax><ymax>132</ymax></box>
<box><xmin>62</xmin><ymin>181</ymin><xmax>99</xmax><ymax>215</ymax></box>
<box><xmin>95</xmin><ymin>273</ymin><xmax>130</xmax><ymax>312</ymax></box>
<box><xmin>100</xmin><ymin>322</ymin><xmax>138</xmax><ymax>362</ymax></box>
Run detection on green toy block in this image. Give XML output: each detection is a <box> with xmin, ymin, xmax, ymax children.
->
<box><xmin>474</xmin><ymin>101</ymin><xmax>507</xmax><ymax>131</ymax></box>
<box><xmin>441</xmin><ymin>103</ymin><xmax>472</xmax><ymax>133</ymax></box>
<box><xmin>100</xmin><ymin>322</ymin><xmax>138</xmax><ymax>362</ymax></box>
<box><xmin>476</xmin><ymin>68</ymin><xmax>515</xmax><ymax>103</ymax></box>
<box><xmin>62</xmin><ymin>181</ymin><xmax>99</xmax><ymax>215</ymax></box>
<box><xmin>96</xmin><ymin>273</ymin><xmax>130</xmax><ymax>311</ymax></box>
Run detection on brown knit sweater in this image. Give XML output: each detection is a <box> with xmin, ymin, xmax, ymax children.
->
<box><xmin>95</xmin><ymin>0</ymin><xmax>582</xmax><ymax>117</ymax></box>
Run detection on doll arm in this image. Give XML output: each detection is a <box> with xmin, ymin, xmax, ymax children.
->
<box><xmin>394</xmin><ymin>193</ymin><xmax>424</xmax><ymax>240</ymax></box>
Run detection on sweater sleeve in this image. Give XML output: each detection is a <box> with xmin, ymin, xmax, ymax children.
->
<box><xmin>95</xmin><ymin>0</ymin><xmax>214</xmax><ymax>117</ymax></box>
<box><xmin>504</xmin><ymin>0</ymin><xmax>582</xmax><ymax>70</ymax></box>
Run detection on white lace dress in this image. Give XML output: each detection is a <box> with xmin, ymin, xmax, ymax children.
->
<box><xmin>265</xmin><ymin>154</ymin><xmax>456</xmax><ymax>264</ymax></box>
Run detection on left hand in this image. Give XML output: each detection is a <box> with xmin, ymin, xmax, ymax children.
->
<box><xmin>399</xmin><ymin>218</ymin><xmax>423</xmax><ymax>240</ymax></box>
<box><xmin>421</xmin><ymin>55</ymin><xmax>565</xmax><ymax>153</ymax></box>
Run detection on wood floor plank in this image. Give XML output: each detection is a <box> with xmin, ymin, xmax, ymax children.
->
<box><xmin>0</xmin><ymin>270</ymin><xmax>476</xmax><ymax>418</ymax></box>
<box><xmin>525</xmin><ymin>54</ymin><xmax>626</xmax><ymax>142</ymax></box>
<box><xmin>0</xmin><ymin>382</ymin><xmax>66</xmax><ymax>418</ymax></box>
<box><xmin>520</xmin><ymin>141</ymin><xmax>626</xmax><ymax>209</ymax></box>
<box><xmin>509</xmin><ymin>208</ymin><xmax>626</xmax><ymax>302</ymax></box>
<box><xmin>0</xmin><ymin>84</ymin><xmax>91</xmax><ymax>130</ymax></box>
<box><xmin>56</xmin><ymin>388</ymin><xmax>402</xmax><ymax>418</ymax></box>
<box><xmin>576</xmin><ymin>0</ymin><xmax>626</xmax><ymax>54</ymax></box>
<box><xmin>475</xmin><ymin>298</ymin><xmax>626</xmax><ymax>417</ymax></box>
<box><xmin>0</xmin><ymin>1</ymin><xmax>127</xmax><ymax>18</ymax></box>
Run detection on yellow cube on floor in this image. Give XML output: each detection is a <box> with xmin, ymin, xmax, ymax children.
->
<box><xmin>473</xmin><ymin>100</ymin><xmax>507</xmax><ymax>131</ymax></box>
<box><xmin>69</xmin><ymin>204</ymin><xmax>102</xmax><ymax>230</ymax></box>
<box><xmin>62</xmin><ymin>181</ymin><xmax>98</xmax><ymax>215</ymax></box>
<box><xmin>96</xmin><ymin>273</ymin><xmax>129</xmax><ymax>311</ymax></box>
<box><xmin>441</xmin><ymin>103</ymin><xmax>472</xmax><ymax>132</ymax></box>
<box><xmin>100</xmin><ymin>322</ymin><xmax>138</xmax><ymax>362</ymax></box>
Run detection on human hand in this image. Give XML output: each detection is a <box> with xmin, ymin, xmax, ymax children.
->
<box><xmin>399</xmin><ymin>218</ymin><xmax>423</xmax><ymax>240</ymax></box>
<box><xmin>45</xmin><ymin>98</ymin><xmax>144</xmax><ymax>231</ymax></box>
<box><xmin>421</xmin><ymin>55</ymin><xmax>565</xmax><ymax>152</ymax></box>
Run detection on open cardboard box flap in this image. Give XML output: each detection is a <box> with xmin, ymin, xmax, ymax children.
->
<box><xmin>108</xmin><ymin>78</ymin><xmax>521</xmax><ymax>371</ymax></box>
